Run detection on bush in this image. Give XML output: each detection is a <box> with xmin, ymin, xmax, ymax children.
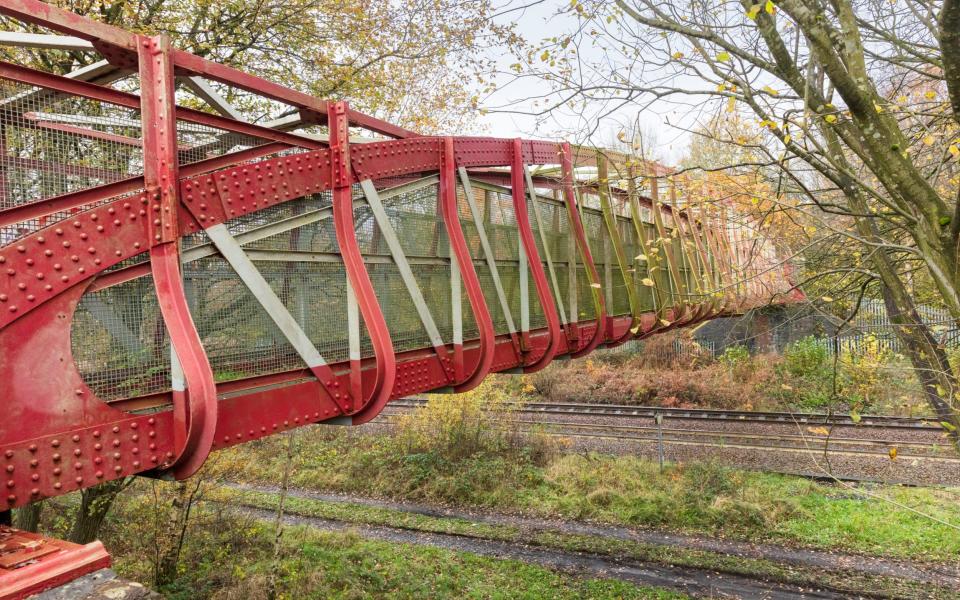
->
<box><xmin>391</xmin><ymin>380</ymin><xmax>559</xmax><ymax>467</ymax></box>
<box><xmin>718</xmin><ymin>344</ymin><xmax>750</xmax><ymax>368</ymax></box>
<box><xmin>837</xmin><ymin>335</ymin><xmax>897</xmax><ymax>412</ymax></box>
<box><xmin>718</xmin><ymin>344</ymin><xmax>755</xmax><ymax>379</ymax></box>
<box><xmin>783</xmin><ymin>336</ymin><xmax>830</xmax><ymax>377</ymax></box>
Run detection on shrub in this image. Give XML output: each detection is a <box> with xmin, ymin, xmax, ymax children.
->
<box><xmin>837</xmin><ymin>335</ymin><xmax>897</xmax><ymax>412</ymax></box>
<box><xmin>718</xmin><ymin>344</ymin><xmax>755</xmax><ymax>379</ymax></box>
<box><xmin>783</xmin><ymin>336</ymin><xmax>830</xmax><ymax>378</ymax></box>
<box><xmin>718</xmin><ymin>344</ymin><xmax>749</xmax><ymax>368</ymax></box>
<box><xmin>391</xmin><ymin>380</ymin><xmax>559</xmax><ymax>466</ymax></box>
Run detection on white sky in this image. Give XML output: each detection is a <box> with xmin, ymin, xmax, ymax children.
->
<box><xmin>470</xmin><ymin>0</ymin><xmax>700</xmax><ymax>165</ymax></box>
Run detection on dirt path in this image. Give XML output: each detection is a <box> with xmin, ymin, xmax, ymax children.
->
<box><xmin>227</xmin><ymin>483</ymin><xmax>958</xmax><ymax>598</ymax></box>
<box><xmin>229</xmin><ymin>482</ymin><xmax>958</xmax><ymax>589</ymax></box>
<box><xmin>240</xmin><ymin>505</ymin><xmax>849</xmax><ymax>599</ymax></box>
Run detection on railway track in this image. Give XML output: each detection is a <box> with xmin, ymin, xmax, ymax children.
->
<box><xmin>379</xmin><ymin>397</ymin><xmax>959</xmax><ymax>485</ymax></box>
<box><xmin>388</xmin><ymin>397</ymin><xmax>944</xmax><ymax>430</ymax></box>
<box><xmin>375</xmin><ymin>414</ymin><xmax>956</xmax><ymax>462</ymax></box>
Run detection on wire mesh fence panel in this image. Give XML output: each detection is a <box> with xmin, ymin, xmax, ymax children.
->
<box><xmin>355</xmin><ymin>179</ymin><xmax>457</xmax><ymax>353</ymax></box>
<box><xmin>605</xmin><ymin>214</ymin><xmax>632</xmax><ymax>317</ymax></box>
<box><xmin>472</xmin><ymin>183</ymin><xmax>548</xmax><ymax>331</ymax></box>
<box><xmin>577</xmin><ymin>206</ymin><xmax>605</xmax><ymax>321</ymax></box>
<box><xmin>71</xmin><ymin>277</ymin><xmax>171</xmax><ymax>403</ymax></box>
<box><xmin>0</xmin><ymin>79</ymin><xmax>146</xmax><ymax>244</ymax></box>
<box><xmin>456</xmin><ymin>181</ymin><xmax>506</xmax><ymax>336</ymax></box>
<box><xmin>70</xmin><ymin>184</ymin><xmax>382</xmax><ymax>400</ymax></box>
<box><xmin>530</xmin><ymin>195</ymin><xmax>572</xmax><ymax>322</ymax></box>
<box><xmin>620</xmin><ymin>216</ymin><xmax>654</xmax><ymax>313</ymax></box>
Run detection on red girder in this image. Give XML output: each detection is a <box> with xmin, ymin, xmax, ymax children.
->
<box><xmin>440</xmin><ymin>137</ymin><xmax>496</xmax><ymax>391</ymax></box>
<box><xmin>510</xmin><ymin>138</ymin><xmax>561</xmax><ymax>371</ymax></box>
<box><xmin>0</xmin><ymin>0</ymin><xmax>801</xmax><ymax>542</ymax></box>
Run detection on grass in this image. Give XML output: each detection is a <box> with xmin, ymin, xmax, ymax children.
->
<box><xmin>87</xmin><ymin>382</ymin><xmax>959</xmax><ymax>598</ymax></box>
<box><xmin>267</xmin><ymin>529</ymin><xmax>687</xmax><ymax>600</ymax></box>
<box><xmin>220</xmin><ymin>426</ymin><xmax>960</xmax><ymax>562</ymax></box>
<box><xmin>209</xmin><ymin>486</ymin><xmax>944</xmax><ymax>598</ymax></box>
<box><xmin>104</xmin><ymin>499</ymin><xmax>685</xmax><ymax>600</ymax></box>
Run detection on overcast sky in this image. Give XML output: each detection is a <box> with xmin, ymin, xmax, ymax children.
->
<box><xmin>471</xmin><ymin>0</ymin><xmax>701</xmax><ymax>165</ymax></box>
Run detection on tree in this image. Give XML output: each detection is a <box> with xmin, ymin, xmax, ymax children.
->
<box><xmin>0</xmin><ymin>0</ymin><xmax>515</xmax><ymax>538</ymax></box>
<box><xmin>1</xmin><ymin>0</ymin><xmax>515</xmax><ymax>132</ymax></box>
<box><xmin>69</xmin><ymin>478</ymin><xmax>133</xmax><ymax>543</ymax></box>
<box><xmin>503</xmin><ymin>0</ymin><xmax>960</xmax><ymax>441</ymax></box>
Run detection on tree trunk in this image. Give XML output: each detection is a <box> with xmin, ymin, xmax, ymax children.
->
<box><xmin>14</xmin><ymin>502</ymin><xmax>42</xmax><ymax>533</ymax></box>
<box><xmin>154</xmin><ymin>480</ymin><xmax>200</xmax><ymax>588</ymax></box>
<box><xmin>69</xmin><ymin>479</ymin><xmax>128</xmax><ymax>544</ymax></box>
<box><xmin>843</xmin><ymin>187</ymin><xmax>960</xmax><ymax>446</ymax></box>
<box><xmin>881</xmin><ymin>286</ymin><xmax>960</xmax><ymax>448</ymax></box>
<box><xmin>267</xmin><ymin>431</ymin><xmax>296</xmax><ymax>600</ymax></box>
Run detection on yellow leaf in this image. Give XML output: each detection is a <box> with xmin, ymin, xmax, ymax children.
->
<box><xmin>923</xmin><ymin>135</ymin><xmax>936</xmax><ymax>146</ymax></box>
<box><xmin>726</xmin><ymin>96</ymin><xmax>736</xmax><ymax>113</ymax></box>
<box><xmin>821</xmin><ymin>296</ymin><xmax>833</xmax><ymax>302</ymax></box>
<box><xmin>659</xmin><ymin>319</ymin><xmax>672</xmax><ymax>326</ymax></box>
<box><xmin>765</xmin><ymin>0</ymin><xmax>776</xmax><ymax>14</ymax></box>
<box><xmin>807</xmin><ymin>426</ymin><xmax>830</xmax><ymax>436</ymax></box>
<box><xmin>873</xmin><ymin>102</ymin><xmax>884</xmax><ymax>113</ymax></box>
<box><xmin>672</xmin><ymin>51</ymin><xmax>684</xmax><ymax>59</ymax></box>
<box><xmin>925</xmin><ymin>90</ymin><xmax>937</xmax><ymax>100</ymax></box>
<box><xmin>642</xmin><ymin>278</ymin><xmax>655</xmax><ymax>287</ymax></box>
<box><xmin>716</xmin><ymin>51</ymin><xmax>730</xmax><ymax>62</ymax></box>
<box><xmin>540</xmin><ymin>50</ymin><xmax>550</xmax><ymax>62</ymax></box>
<box><xmin>888</xmin><ymin>446</ymin><xmax>898</xmax><ymax>460</ymax></box>
<box><xmin>824</xmin><ymin>114</ymin><xmax>837</xmax><ymax>123</ymax></box>
<box><xmin>762</xmin><ymin>85</ymin><xmax>778</xmax><ymax>96</ymax></box>
<box><xmin>949</xmin><ymin>145</ymin><xmax>959</xmax><ymax>157</ymax></box>
<box><xmin>783</xmin><ymin>134</ymin><xmax>792</xmax><ymax>144</ymax></box>
<box><xmin>746</xmin><ymin>4</ymin><xmax>761</xmax><ymax>19</ymax></box>
<box><xmin>635</xmin><ymin>254</ymin><xmax>647</xmax><ymax>261</ymax></box>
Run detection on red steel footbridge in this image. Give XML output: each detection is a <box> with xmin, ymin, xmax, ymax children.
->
<box><xmin>0</xmin><ymin>1</ymin><xmax>802</xmax><ymax>595</ymax></box>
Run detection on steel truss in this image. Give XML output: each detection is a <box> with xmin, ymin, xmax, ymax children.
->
<box><xmin>0</xmin><ymin>2</ymin><xmax>803</xmax><ymax>596</ymax></box>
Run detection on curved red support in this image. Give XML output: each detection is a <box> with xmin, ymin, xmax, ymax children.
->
<box><xmin>152</xmin><ymin>243</ymin><xmax>218</xmax><ymax>479</ymax></box>
<box><xmin>139</xmin><ymin>34</ymin><xmax>217</xmax><ymax>479</ymax></box>
<box><xmin>512</xmin><ymin>139</ymin><xmax>561</xmax><ymax>373</ymax></box>
<box><xmin>441</xmin><ymin>137</ymin><xmax>495</xmax><ymax>391</ymax></box>
<box><xmin>559</xmin><ymin>143</ymin><xmax>607</xmax><ymax>358</ymax></box>
<box><xmin>326</xmin><ymin>102</ymin><xmax>396</xmax><ymax>425</ymax></box>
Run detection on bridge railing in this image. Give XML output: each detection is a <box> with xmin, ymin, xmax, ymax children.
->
<box><xmin>0</xmin><ymin>0</ymin><xmax>802</xmax><ymax>512</ymax></box>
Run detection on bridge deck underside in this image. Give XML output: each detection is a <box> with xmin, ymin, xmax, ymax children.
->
<box><xmin>0</xmin><ymin>0</ymin><xmax>799</xmax><ymax>514</ymax></box>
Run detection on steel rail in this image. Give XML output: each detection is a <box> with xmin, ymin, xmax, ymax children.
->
<box><xmin>387</xmin><ymin>398</ymin><xmax>944</xmax><ymax>430</ymax></box>
<box><xmin>372</xmin><ymin>417</ymin><xmax>958</xmax><ymax>462</ymax></box>
<box><xmin>378</xmin><ymin>414</ymin><xmax>948</xmax><ymax>450</ymax></box>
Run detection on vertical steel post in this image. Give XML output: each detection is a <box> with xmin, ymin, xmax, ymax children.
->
<box><xmin>655</xmin><ymin>412</ymin><xmax>664</xmax><ymax>472</ymax></box>
<box><xmin>328</xmin><ymin>101</ymin><xmax>395</xmax><ymax>424</ymax></box>
<box><xmin>511</xmin><ymin>139</ymin><xmax>561</xmax><ymax>371</ymax></box>
<box><xmin>441</xmin><ymin>138</ymin><xmax>495</xmax><ymax>390</ymax></box>
<box><xmin>139</xmin><ymin>34</ymin><xmax>217</xmax><ymax>479</ymax></box>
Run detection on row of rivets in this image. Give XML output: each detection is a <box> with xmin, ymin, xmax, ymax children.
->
<box><xmin>3</xmin><ymin>416</ymin><xmax>160</xmax><ymax>506</ymax></box>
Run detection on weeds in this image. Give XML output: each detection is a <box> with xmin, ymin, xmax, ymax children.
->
<box><xmin>529</xmin><ymin>332</ymin><xmax>928</xmax><ymax>415</ymax></box>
